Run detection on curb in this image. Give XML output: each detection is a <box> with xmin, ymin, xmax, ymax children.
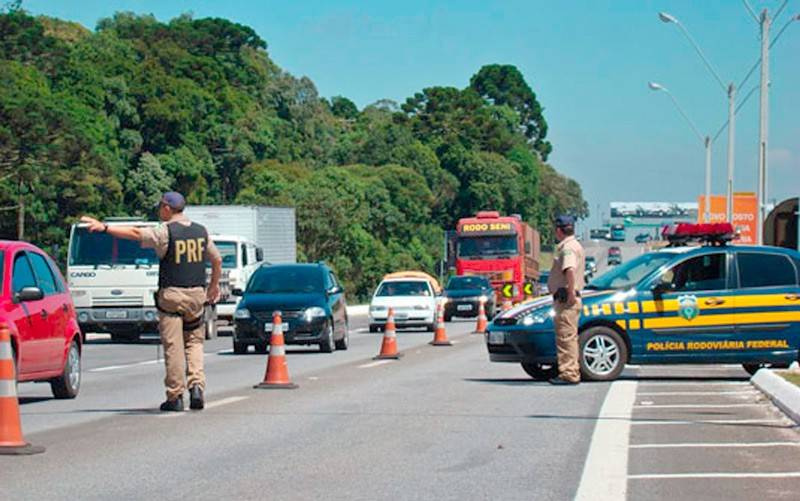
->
<box><xmin>751</xmin><ymin>369</ymin><xmax>800</xmax><ymax>425</ymax></box>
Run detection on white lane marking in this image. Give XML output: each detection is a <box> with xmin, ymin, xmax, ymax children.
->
<box><xmin>629</xmin><ymin>472</ymin><xmax>800</xmax><ymax>480</ymax></box>
<box><xmin>216</xmin><ymin>349</ymin><xmax>233</xmax><ymax>355</ymax></box>
<box><xmin>631</xmin><ymin>419</ymin><xmax>788</xmax><ymax>426</ymax></box>
<box><xmin>574</xmin><ymin>380</ymin><xmax>638</xmax><ymax>501</ymax></box>
<box><xmin>354</xmin><ymin>328</ymin><xmax>369</xmax><ymax>333</ymax></box>
<box><xmin>358</xmin><ymin>360</ymin><xmax>393</xmax><ymax>369</ymax></box>
<box><xmin>205</xmin><ymin>396</ymin><xmax>248</xmax><ymax>410</ymax></box>
<box><xmin>634</xmin><ymin>403</ymin><xmax>763</xmax><ymax>409</ymax></box>
<box><xmin>636</xmin><ymin>391</ymin><xmax>758</xmax><ymax>396</ymax></box>
<box><xmin>89</xmin><ymin>360</ymin><xmax>160</xmax><ymax>372</ymax></box>
<box><xmin>638</xmin><ymin>381</ymin><xmax>748</xmax><ymax>386</ymax></box>
<box><xmin>631</xmin><ymin>442</ymin><xmax>800</xmax><ymax>449</ymax></box>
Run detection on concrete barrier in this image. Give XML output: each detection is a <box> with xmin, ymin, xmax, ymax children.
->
<box><xmin>751</xmin><ymin>369</ymin><xmax>800</xmax><ymax>425</ymax></box>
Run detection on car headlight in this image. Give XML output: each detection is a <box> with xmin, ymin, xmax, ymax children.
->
<box><xmin>234</xmin><ymin>308</ymin><xmax>250</xmax><ymax>320</ymax></box>
<box><xmin>520</xmin><ymin>309</ymin><xmax>554</xmax><ymax>326</ymax></box>
<box><xmin>304</xmin><ymin>306</ymin><xmax>327</xmax><ymax>321</ymax></box>
<box><xmin>71</xmin><ymin>290</ymin><xmax>87</xmax><ymax>297</ymax></box>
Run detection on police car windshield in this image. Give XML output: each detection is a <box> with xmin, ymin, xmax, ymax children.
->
<box><xmin>248</xmin><ymin>267</ymin><xmax>324</xmax><ymax>294</ymax></box>
<box><xmin>587</xmin><ymin>252</ymin><xmax>673</xmax><ymax>290</ymax></box>
<box><xmin>446</xmin><ymin>276</ymin><xmax>487</xmax><ymax>290</ymax></box>
<box><xmin>69</xmin><ymin>228</ymin><xmax>158</xmax><ymax>266</ymax></box>
<box><xmin>457</xmin><ymin>236</ymin><xmax>518</xmax><ymax>258</ymax></box>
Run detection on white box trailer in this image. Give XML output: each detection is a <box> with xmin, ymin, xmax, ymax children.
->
<box><xmin>183</xmin><ymin>205</ymin><xmax>297</xmax><ymax>264</ymax></box>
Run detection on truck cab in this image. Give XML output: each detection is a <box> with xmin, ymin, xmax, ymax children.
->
<box><xmin>68</xmin><ymin>219</ymin><xmax>218</xmax><ymax>342</ymax></box>
<box><xmin>211</xmin><ymin>234</ymin><xmax>265</xmax><ymax>321</ymax></box>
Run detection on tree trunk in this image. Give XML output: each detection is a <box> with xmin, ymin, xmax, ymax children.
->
<box><xmin>17</xmin><ymin>177</ymin><xmax>24</xmax><ymax>241</ymax></box>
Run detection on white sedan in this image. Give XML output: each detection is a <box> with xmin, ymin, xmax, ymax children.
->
<box><xmin>369</xmin><ymin>278</ymin><xmax>437</xmax><ymax>332</ymax></box>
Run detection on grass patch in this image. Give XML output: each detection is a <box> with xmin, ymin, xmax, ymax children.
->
<box><xmin>779</xmin><ymin>372</ymin><xmax>800</xmax><ymax>387</ymax></box>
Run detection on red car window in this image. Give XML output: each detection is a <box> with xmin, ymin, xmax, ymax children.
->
<box><xmin>12</xmin><ymin>253</ymin><xmax>36</xmax><ymax>293</ymax></box>
<box><xmin>29</xmin><ymin>252</ymin><xmax>59</xmax><ymax>296</ymax></box>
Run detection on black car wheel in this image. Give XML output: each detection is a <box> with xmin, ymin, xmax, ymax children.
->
<box><xmin>579</xmin><ymin>327</ymin><xmax>627</xmax><ymax>381</ymax></box>
<box><xmin>233</xmin><ymin>341</ymin><xmax>248</xmax><ymax>354</ymax></box>
<box><xmin>521</xmin><ymin>362</ymin><xmax>558</xmax><ymax>381</ymax></box>
<box><xmin>369</xmin><ymin>324</ymin><xmax>380</xmax><ymax>333</ymax></box>
<box><xmin>319</xmin><ymin>320</ymin><xmax>335</xmax><ymax>353</ymax></box>
<box><xmin>335</xmin><ymin>319</ymin><xmax>349</xmax><ymax>350</ymax></box>
<box><xmin>444</xmin><ymin>313</ymin><xmax>453</xmax><ymax>322</ymax></box>
<box><xmin>51</xmin><ymin>339</ymin><xmax>81</xmax><ymax>399</ymax></box>
<box><xmin>255</xmin><ymin>342</ymin><xmax>268</xmax><ymax>354</ymax></box>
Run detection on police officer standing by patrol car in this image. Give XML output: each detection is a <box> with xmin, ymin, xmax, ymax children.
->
<box><xmin>80</xmin><ymin>192</ymin><xmax>223</xmax><ymax>411</ymax></box>
<box><xmin>547</xmin><ymin>215</ymin><xmax>585</xmax><ymax>385</ymax></box>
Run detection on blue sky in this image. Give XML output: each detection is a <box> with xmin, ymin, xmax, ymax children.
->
<box><xmin>23</xmin><ymin>1</ymin><xmax>800</xmax><ymax>226</ymax></box>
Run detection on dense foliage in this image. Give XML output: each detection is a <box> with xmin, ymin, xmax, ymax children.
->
<box><xmin>0</xmin><ymin>8</ymin><xmax>587</xmax><ymax>300</ymax></box>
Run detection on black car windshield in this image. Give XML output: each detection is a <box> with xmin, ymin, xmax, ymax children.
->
<box><xmin>587</xmin><ymin>252</ymin><xmax>674</xmax><ymax>290</ymax></box>
<box><xmin>69</xmin><ymin>227</ymin><xmax>158</xmax><ymax>266</ymax></box>
<box><xmin>248</xmin><ymin>267</ymin><xmax>323</xmax><ymax>294</ymax></box>
<box><xmin>376</xmin><ymin>281</ymin><xmax>431</xmax><ymax>296</ymax></box>
<box><xmin>457</xmin><ymin>236</ymin><xmax>518</xmax><ymax>258</ymax></box>
<box><xmin>446</xmin><ymin>276</ymin><xmax>488</xmax><ymax>290</ymax></box>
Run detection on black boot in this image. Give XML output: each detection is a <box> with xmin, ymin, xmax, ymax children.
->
<box><xmin>159</xmin><ymin>396</ymin><xmax>184</xmax><ymax>412</ymax></box>
<box><xmin>189</xmin><ymin>386</ymin><xmax>204</xmax><ymax>410</ymax></box>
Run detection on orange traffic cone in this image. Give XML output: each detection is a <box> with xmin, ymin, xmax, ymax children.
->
<box><xmin>430</xmin><ymin>301</ymin><xmax>452</xmax><ymax>346</ymax></box>
<box><xmin>473</xmin><ymin>299</ymin><xmax>488</xmax><ymax>334</ymax></box>
<box><xmin>0</xmin><ymin>324</ymin><xmax>45</xmax><ymax>455</ymax></box>
<box><xmin>254</xmin><ymin>312</ymin><xmax>298</xmax><ymax>389</ymax></box>
<box><xmin>375</xmin><ymin>308</ymin><xmax>402</xmax><ymax>359</ymax></box>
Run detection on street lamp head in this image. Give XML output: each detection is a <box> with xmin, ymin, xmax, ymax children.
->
<box><xmin>658</xmin><ymin>12</ymin><xmax>678</xmax><ymax>24</ymax></box>
<box><xmin>648</xmin><ymin>82</ymin><xmax>665</xmax><ymax>91</ymax></box>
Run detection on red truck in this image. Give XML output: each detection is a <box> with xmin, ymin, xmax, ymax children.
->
<box><xmin>455</xmin><ymin>211</ymin><xmax>541</xmax><ymax>305</ymax></box>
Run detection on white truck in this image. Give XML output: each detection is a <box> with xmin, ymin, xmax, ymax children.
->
<box><xmin>67</xmin><ymin>218</ymin><xmax>219</xmax><ymax>342</ymax></box>
<box><xmin>183</xmin><ymin>205</ymin><xmax>297</xmax><ymax>320</ymax></box>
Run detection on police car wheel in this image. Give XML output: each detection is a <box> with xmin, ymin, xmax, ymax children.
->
<box><xmin>521</xmin><ymin>362</ymin><xmax>558</xmax><ymax>381</ymax></box>
<box><xmin>579</xmin><ymin>327</ymin><xmax>627</xmax><ymax>381</ymax></box>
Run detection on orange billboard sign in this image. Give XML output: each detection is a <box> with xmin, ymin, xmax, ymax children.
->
<box><xmin>698</xmin><ymin>193</ymin><xmax>758</xmax><ymax>244</ymax></box>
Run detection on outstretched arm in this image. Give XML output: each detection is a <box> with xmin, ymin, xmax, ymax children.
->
<box><xmin>79</xmin><ymin>216</ymin><xmax>144</xmax><ymax>241</ymax></box>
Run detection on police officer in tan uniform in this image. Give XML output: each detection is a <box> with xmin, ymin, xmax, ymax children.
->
<box><xmin>81</xmin><ymin>192</ymin><xmax>222</xmax><ymax>411</ymax></box>
<box><xmin>547</xmin><ymin>215</ymin><xmax>585</xmax><ymax>385</ymax></box>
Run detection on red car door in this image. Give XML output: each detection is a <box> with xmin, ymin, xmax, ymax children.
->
<box><xmin>28</xmin><ymin>251</ymin><xmax>68</xmax><ymax>372</ymax></box>
<box><xmin>11</xmin><ymin>252</ymin><xmax>52</xmax><ymax>375</ymax></box>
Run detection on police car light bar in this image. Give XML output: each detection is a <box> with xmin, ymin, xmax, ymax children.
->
<box><xmin>661</xmin><ymin>223</ymin><xmax>736</xmax><ymax>246</ymax></box>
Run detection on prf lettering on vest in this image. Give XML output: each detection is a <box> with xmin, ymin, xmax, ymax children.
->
<box><xmin>175</xmin><ymin>238</ymin><xmax>206</xmax><ymax>264</ymax></box>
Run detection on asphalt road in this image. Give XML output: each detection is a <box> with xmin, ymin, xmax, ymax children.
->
<box><xmin>4</xmin><ymin>314</ymin><xmax>800</xmax><ymax>500</ymax></box>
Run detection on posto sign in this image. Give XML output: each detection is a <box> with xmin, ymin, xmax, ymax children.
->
<box><xmin>697</xmin><ymin>193</ymin><xmax>758</xmax><ymax>244</ymax></box>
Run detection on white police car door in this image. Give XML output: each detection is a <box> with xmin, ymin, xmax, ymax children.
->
<box><xmin>636</xmin><ymin>251</ymin><xmax>735</xmax><ymax>362</ymax></box>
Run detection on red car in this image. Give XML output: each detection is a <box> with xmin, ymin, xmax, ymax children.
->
<box><xmin>1</xmin><ymin>241</ymin><xmax>82</xmax><ymax>398</ymax></box>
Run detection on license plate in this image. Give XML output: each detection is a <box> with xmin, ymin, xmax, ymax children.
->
<box><xmin>264</xmin><ymin>323</ymin><xmax>289</xmax><ymax>332</ymax></box>
<box><xmin>105</xmin><ymin>310</ymin><xmax>128</xmax><ymax>319</ymax></box>
<box><xmin>488</xmin><ymin>331</ymin><xmax>505</xmax><ymax>345</ymax></box>
<box><xmin>394</xmin><ymin>313</ymin><xmax>409</xmax><ymax>320</ymax></box>
<box><xmin>457</xmin><ymin>304</ymin><xmax>473</xmax><ymax>312</ymax></box>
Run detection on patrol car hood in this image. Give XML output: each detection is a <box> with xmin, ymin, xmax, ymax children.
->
<box><xmin>241</xmin><ymin>293</ymin><xmax>326</xmax><ymax>312</ymax></box>
<box><xmin>444</xmin><ymin>288</ymin><xmax>491</xmax><ymax>299</ymax></box>
<box><xmin>494</xmin><ymin>289</ymin><xmax>618</xmax><ymax>320</ymax></box>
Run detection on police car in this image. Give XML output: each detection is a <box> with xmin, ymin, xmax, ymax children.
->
<box><xmin>486</xmin><ymin>223</ymin><xmax>800</xmax><ymax>381</ymax></box>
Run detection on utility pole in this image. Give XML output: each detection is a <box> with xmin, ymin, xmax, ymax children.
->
<box><xmin>756</xmin><ymin>8</ymin><xmax>770</xmax><ymax>245</ymax></box>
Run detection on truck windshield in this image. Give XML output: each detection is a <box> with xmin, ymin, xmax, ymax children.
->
<box><xmin>457</xmin><ymin>236</ymin><xmax>518</xmax><ymax>258</ymax></box>
<box><xmin>69</xmin><ymin>228</ymin><xmax>158</xmax><ymax>266</ymax></box>
<box><xmin>215</xmin><ymin>241</ymin><xmax>237</xmax><ymax>269</ymax></box>
<box><xmin>587</xmin><ymin>252</ymin><xmax>673</xmax><ymax>290</ymax></box>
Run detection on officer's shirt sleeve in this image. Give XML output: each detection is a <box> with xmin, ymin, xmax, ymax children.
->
<box><xmin>139</xmin><ymin>225</ymin><xmax>169</xmax><ymax>259</ymax></box>
<box><xmin>560</xmin><ymin>244</ymin><xmax>578</xmax><ymax>272</ymax></box>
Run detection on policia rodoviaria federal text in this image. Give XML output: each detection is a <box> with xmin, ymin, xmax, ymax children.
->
<box><xmin>81</xmin><ymin>192</ymin><xmax>223</xmax><ymax>412</ymax></box>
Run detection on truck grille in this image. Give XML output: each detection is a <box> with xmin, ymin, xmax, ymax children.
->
<box><xmin>93</xmin><ymin>296</ymin><xmax>144</xmax><ymax>307</ymax></box>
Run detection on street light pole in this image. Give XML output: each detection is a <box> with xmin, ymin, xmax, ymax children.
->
<box><xmin>726</xmin><ymin>83</ymin><xmax>736</xmax><ymax>223</ymax></box>
<box><xmin>756</xmin><ymin>9</ymin><xmax>770</xmax><ymax>245</ymax></box>
<box><xmin>648</xmin><ymin>81</ymin><xmax>711</xmax><ymax>221</ymax></box>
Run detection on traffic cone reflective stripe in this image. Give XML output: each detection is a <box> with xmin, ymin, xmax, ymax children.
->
<box><xmin>430</xmin><ymin>301</ymin><xmax>452</xmax><ymax>346</ymax></box>
<box><xmin>0</xmin><ymin>324</ymin><xmax>45</xmax><ymax>455</ymax></box>
<box><xmin>375</xmin><ymin>308</ymin><xmax>402</xmax><ymax>359</ymax></box>
<box><xmin>254</xmin><ymin>312</ymin><xmax>298</xmax><ymax>389</ymax></box>
<box><xmin>473</xmin><ymin>300</ymin><xmax>488</xmax><ymax>334</ymax></box>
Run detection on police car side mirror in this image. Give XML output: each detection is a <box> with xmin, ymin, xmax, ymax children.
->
<box><xmin>231</xmin><ymin>288</ymin><xmax>244</xmax><ymax>297</ymax></box>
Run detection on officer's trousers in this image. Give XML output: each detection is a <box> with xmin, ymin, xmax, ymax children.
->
<box><xmin>158</xmin><ymin>287</ymin><xmax>207</xmax><ymax>400</ymax></box>
<box><xmin>554</xmin><ymin>300</ymin><xmax>582</xmax><ymax>383</ymax></box>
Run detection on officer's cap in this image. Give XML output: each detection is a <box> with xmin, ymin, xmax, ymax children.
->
<box><xmin>156</xmin><ymin>192</ymin><xmax>186</xmax><ymax>211</ymax></box>
<box><xmin>554</xmin><ymin>214</ymin><xmax>575</xmax><ymax>228</ymax></box>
